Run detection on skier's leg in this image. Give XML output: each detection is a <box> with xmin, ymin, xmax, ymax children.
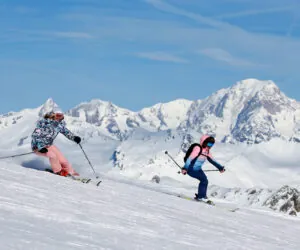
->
<box><xmin>197</xmin><ymin>170</ymin><xmax>208</xmax><ymax>199</ymax></box>
<box><xmin>51</xmin><ymin>145</ymin><xmax>78</xmax><ymax>176</ymax></box>
<box><xmin>35</xmin><ymin>146</ymin><xmax>62</xmax><ymax>173</ymax></box>
<box><xmin>188</xmin><ymin>168</ymin><xmax>208</xmax><ymax>199</ymax></box>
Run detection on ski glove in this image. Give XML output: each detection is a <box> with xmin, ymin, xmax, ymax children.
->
<box><xmin>74</xmin><ymin>136</ymin><xmax>81</xmax><ymax>144</ymax></box>
<box><xmin>39</xmin><ymin>148</ymin><xmax>48</xmax><ymax>154</ymax></box>
<box><xmin>219</xmin><ymin>167</ymin><xmax>226</xmax><ymax>173</ymax></box>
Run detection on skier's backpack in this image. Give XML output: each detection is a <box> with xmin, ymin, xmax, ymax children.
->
<box><xmin>184</xmin><ymin>143</ymin><xmax>203</xmax><ymax>166</ymax></box>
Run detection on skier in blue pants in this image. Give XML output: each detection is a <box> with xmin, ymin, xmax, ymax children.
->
<box><xmin>181</xmin><ymin>135</ymin><xmax>225</xmax><ymax>202</ymax></box>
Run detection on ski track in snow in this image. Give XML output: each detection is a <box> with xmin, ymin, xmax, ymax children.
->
<box><xmin>0</xmin><ymin>163</ymin><xmax>300</xmax><ymax>250</ymax></box>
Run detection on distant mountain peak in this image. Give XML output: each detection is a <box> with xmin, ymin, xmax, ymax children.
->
<box><xmin>234</xmin><ymin>78</ymin><xmax>274</xmax><ymax>88</ymax></box>
<box><xmin>38</xmin><ymin>98</ymin><xmax>62</xmax><ymax>117</ymax></box>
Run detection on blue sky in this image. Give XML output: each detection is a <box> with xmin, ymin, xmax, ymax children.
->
<box><xmin>1</xmin><ymin>0</ymin><xmax>300</xmax><ymax>113</ymax></box>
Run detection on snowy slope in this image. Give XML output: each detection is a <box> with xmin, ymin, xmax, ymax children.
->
<box><xmin>1</xmin><ymin>162</ymin><xmax>300</xmax><ymax>250</ymax></box>
<box><xmin>113</xmin><ymin>131</ymin><xmax>300</xmax><ymax>189</ymax></box>
<box><xmin>111</xmin><ymin>130</ymin><xmax>300</xmax><ymax>215</ymax></box>
<box><xmin>2</xmin><ymin>125</ymin><xmax>299</xmax><ymax>216</ymax></box>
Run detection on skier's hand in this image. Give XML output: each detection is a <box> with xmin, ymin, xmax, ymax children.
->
<box><xmin>39</xmin><ymin>148</ymin><xmax>48</xmax><ymax>154</ymax></box>
<box><xmin>219</xmin><ymin>167</ymin><xmax>226</xmax><ymax>173</ymax></box>
<box><xmin>74</xmin><ymin>136</ymin><xmax>81</xmax><ymax>144</ymax></box>
<box><xmin>181</xmin><ymin>169</ymin><xmax>187</xmax><ymax>175</ymax></box>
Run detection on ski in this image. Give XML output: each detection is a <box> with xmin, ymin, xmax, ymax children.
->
<box><xmin>69</xmin><ymin>175</ymin><xmax>92</xmax><ymax>183</ymax></box>
<box><xmin>44</xmin><ymin>169</ymin><xmax>101</xmax><ymax>187</ymax></box>
<box><xmin>175</xmin><ymin>193</ymin><xmax>239</xmax><ymax>212</ymax></box>
<box><xmin>71</xmin><ymin>176</ymin><xmax>102</xmax><ymax>187</ymax></box>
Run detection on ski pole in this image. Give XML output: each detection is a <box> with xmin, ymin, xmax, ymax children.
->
<box><xmin>165</xmin><ymin>151</ymin><xmax>182</xmax><ymax>170</ymax></box>
<box><xmin>0</xmin><ymin>152</ymin><xmax>34</xmax><ymax>160</ymax></box>
<box><xmin>165</xmin><ymin>151</ymin><xmax>220</xmax><ymax>173</ymax></box>
<box><xmin>201</xmin><ymin>170</ymin><xmax>220</xmax><ymax>172</ymax></box>
<box><xmin>78</xmin><ymin>143</ymin><xmax>99</xmax><ymax>179</ymax></box>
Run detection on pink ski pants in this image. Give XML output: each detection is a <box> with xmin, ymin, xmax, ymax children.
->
<box><xmin>35</xmin><ymin>145</ymin><xmax>76</xmax><ymax>175</ymax></box>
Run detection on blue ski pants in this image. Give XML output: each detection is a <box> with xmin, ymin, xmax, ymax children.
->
<box><xmin>187</xmin><ymin>168</ymin><xmax>208</xmax><ymax>199</ymax></box>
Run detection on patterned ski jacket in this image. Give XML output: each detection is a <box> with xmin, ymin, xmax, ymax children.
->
<box><xmin>31</xmin><ymin>118</ymin><xmax>75</xmax><ymax>151</ymax></box>
<box><xmin>183</xmin><ymin>135</ymin><xmax>224</xmax><ymax>171</ymax></box>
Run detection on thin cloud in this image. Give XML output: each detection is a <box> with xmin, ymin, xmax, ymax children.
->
<box><xmin>286</xmin><ymin>12</ymin><xmax>299</xmax><ymax>37</ymax></box>
<box><xmin>215</xmin><ymin>5</ymin><xmax>298</xmax><ymax>19</ymax></box>
<box><xmin>136</xmin><ymin>52</ymin><xmax>189</xmax><ymax>63</ymax></box>
<box><xmin>1</xmin><ymin>29</ymin><xmax>94</xmax><ymax>43</ymax></box>
<box><xmin>51</xmin><ymin>31</ymin><xmax>93</xmax><ymax>39</ymax></box>
<box><xmin>144</xmin><ymin>0</ymin><xmax>241</xmax><ymax>32</ymax></box>
<box><xmin>199</xmin><ymin>48</ymin><xmax>257</xmax><ymax>67</ymax></box>
<box><xmin>17</xmin><ymin>29</ymin><xmax>93</xmax><ymax>39</ymax></box>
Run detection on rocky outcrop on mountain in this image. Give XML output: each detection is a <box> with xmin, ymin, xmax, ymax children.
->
<box><xmin>263</xmin><ymin>185</ymin><xmax>300</xmax><ymax>216</ymax></box>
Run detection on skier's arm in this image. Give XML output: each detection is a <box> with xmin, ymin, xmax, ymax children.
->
<box><xmin>183</xmin><ymin>146</ymin><xmax>201</xmax><ymax>170</ymax></box>
<box><xmin>57</xmin><ymin>121</ymin><xmax>75</xmax><ymax>141</ymax></box>
<box><xmin>207</xmin><ymin>156</ymin><xmax>224</xmax><ymax>171</ymax></box>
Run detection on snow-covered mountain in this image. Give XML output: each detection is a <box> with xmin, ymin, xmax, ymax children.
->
<box><xmin>65</xmin><ymin>79</ymin><xmax>300</xmax><ymax>144</ymax></box>
<box><xmin>263</xmin><ymin>185</ymin><xmax>300</xmax><ymax>216</ymax></box>
<box><xmin>208</xmin><ymin>184</ymin><xmax>300</xmax><ymax>216</ymax></box>
<box><xmin>0</xmin><ymin>98</ymin><xmax>114</xmax><ymax>149</ymax></box>
<box><xmin>2</xmin><ymin>79</ymin><xmax>300</xmax><ymax>144</ymax></box>
<box><xmin>180</xmin><ymin>79</ymin><xmax>300</xmax><ymax>143</ymax></box>
<box><xmin>66</xmin><ymin>99</ymin><xmax>192</xmax><ymax>140</ymax></box>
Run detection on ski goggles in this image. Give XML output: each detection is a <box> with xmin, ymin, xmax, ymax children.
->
<box><xmin>206</xmin><ymin>142</ymin><xmax>214</xmax><ymax>147</ymax></box>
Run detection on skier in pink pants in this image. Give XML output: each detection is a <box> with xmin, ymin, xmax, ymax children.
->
<box><xmin>31</xmin><ymin>111</ymin><xmax>81</xmax><ymax>177</ymax></box>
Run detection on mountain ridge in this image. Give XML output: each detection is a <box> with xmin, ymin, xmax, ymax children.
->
<box><xmin>1</xmin><ymin>78</ymin><xmax>299</xmax><ymax>144</ymax></box>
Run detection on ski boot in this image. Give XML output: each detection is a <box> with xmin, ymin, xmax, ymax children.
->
<box><xmin>194</xmin><ymin>194</ymin><xmax>215</xmax><ymax>205</ymax></box>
